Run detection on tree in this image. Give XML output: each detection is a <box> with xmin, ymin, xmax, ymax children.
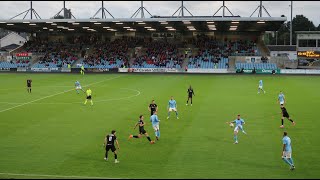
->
<box><xmin>269</xmin><ymin>15</ymin><xmax>316</xmax><ymax>45</ymax></box>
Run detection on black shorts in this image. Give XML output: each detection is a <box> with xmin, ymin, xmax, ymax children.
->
<box><xmin>86</xmin><ymin>95</ymin><xmax>92</xmax><ymax>100</ymax></box>
<box><xmin>151</xmin><ymin>110</ymin><xmax>155</xmax><ymax>116</ymax></box>
<box><xmin>283</xmin><ymin>113</ymin><xmax>290</xmax><ymax>118</ymax></box>
<box><xmin>139</xmin><ymin>128</ymin><xmax>147</xmax><ymax>134</ymax></box>
<box><xmin>27</xmin><ymin>84</ymin><xmax>31</xmax><ymax>88</ymax></box>
<box><xmin>106</xmin><ymin>145</ymin><xmax>116</xmax><ymax>152</ymax></box>
<box><xmin>188</xmin><ymin>95</ymin><xmax>193</xmax><ymax>98</ymax></box>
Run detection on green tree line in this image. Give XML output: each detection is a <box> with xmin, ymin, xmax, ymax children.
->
<box><xmin>266</xmin><ymin>15</ymin><xmax>320</xmax><ymax>45</ymax></box>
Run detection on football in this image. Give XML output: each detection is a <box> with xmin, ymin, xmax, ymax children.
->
<box><xmin>230</xmin><ymin>123</ymin><xmax>234</xmax><ymax>127</ymax></box>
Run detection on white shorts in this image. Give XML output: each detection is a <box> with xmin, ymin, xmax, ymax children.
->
<box><xmin>76</xmin><ymin>86</ymin><xmax>82</xmax><ymax>90</ymax></box>
<box><xmin>234</xmin><ymin>125</ymin><xmax>243</xmax><ymax>132</ymax></box>
<box><xmin>152</xmin><ymin>124</ymin><xmax>159</xmax><ymax>131</ymax></box>
<box><xmin>282</xmin><ymin>151</ymin><xmax>292</xmax><ymax>158</ymax></box>
<box><xmin>169</xmin><ymin>108</ymin><xmax>177</xmax><ymax>112</ymax></box>
<box><xmin>280</xmin><ymin>101</ymin><xmax>284</xmax><ymax>105</ymax></box>
<box><xmin>259</xmin><ymin>85</ymin><xmax>263</xmax><ymax>89</ymax></box>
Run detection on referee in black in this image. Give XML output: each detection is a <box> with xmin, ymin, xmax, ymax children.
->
<box><xmin>186</xmin><ymin>85</ymin><xmax>195</xmax><ymax>106</ymax></box>
<box><xmin>148</xmin><ymin>100</ymin><xmax>158</xmax><ymax>116</ymax></box>
<box><xmin>103</xmin><ymin>130</ymin><xmax>120</xmax><ymax>163</ymax></box>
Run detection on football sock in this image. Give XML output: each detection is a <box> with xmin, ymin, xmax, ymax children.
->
<box><xmin>114</xmin><ymin>154</ymin><xmax>117</xmax><ymax>160</ymax></box>
<box><xmin>90</xmin><ymin>100</ymin><xmax>93</xmax><ymax>105</ymax></box>
<box><xmin>157</xmin><ymin>131</ymin><xmax>160</xmax><ymax>137</ymax></box>
<box><xmin>84</xmin><ymin>100</ymin><xmax>87</xmax><ymax>104</ymax></box>
<box><xmin>234</xmin><ymin>135</ymin><xmax>238</xmax><ymax>142</ymax></box>
<box><xmin>191</xmin><ymin>99</ymin><xmax>192</xmax><ymax>104</ymax></box>
<box><xmin>289</xmin><ymin>119</ymin><xmax>294</xmax><ymax>123</ymax></box>
<box><xmin>282</xmin><ymin>158</ymin><xmax>292</xmax><ymax>166</ymax></box>
<box><xmin>281</xmin><ymin>119</ymin><xmax>284</xmax><ymax>125</ymax></box>
<box><xmin>30</xmin><ymin>89</ymin><xmax>31</xmax><ymax>93</ymax></box>
<box><xmin>168</xmin><ymin>112</ymin><xmax>171</xmax><ymax>117</ymax></box>
<box><xmin>175</xmin><ymin>111</ymin><xmax>178</xmax><ymax>117</ymax></box>
<box><xmin>242</xmin><ymin>130</ymin><xmax>247</xmax><ymax>134</ymax></box>
<box><xmin>147</xmin><ymin>136</ymin><xmax>151</xmax><ymax>141</ymax></box>
<box><xmin>76</xmin><ymin>90</ymin><xmax>79</xmax><ymax>93</ymax></box>
<box><xmin>105</xmin><ymin>152</ymin><xmax>108</xmax><ymax>159</ymax></box>
<box><xmin>133</xmin><ymin>135</ymin><xmax>139</xmax><ymax>138</ymax></box>
<box><xmin>288</xmin><ymin>158</ymin><xmax>294</xmax><ymax>165</ymax></box>
<box><xmin>155</xmin><ymin>131</ymin><xmax>158</xmax><ymax>137</ymax></box>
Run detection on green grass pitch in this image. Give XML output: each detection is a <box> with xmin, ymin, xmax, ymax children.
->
<box><xmin>0</xmin><ymin>73</ymin><xmax>319</xmax><ymax>179</ymax></box>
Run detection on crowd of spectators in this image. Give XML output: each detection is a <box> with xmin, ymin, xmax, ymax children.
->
<box><xmin>132</xmin><ymin>40</ymin><xmax>183</xmax><ymax>68</ymax></box>
<box><xmin>81</xmin><ymin>37</ymin><xmax>144</xmax><ymax>68</ymax></box>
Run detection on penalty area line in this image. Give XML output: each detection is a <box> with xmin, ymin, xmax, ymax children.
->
<box><xmin>0</xmin><ymin>75</ymin><xmax>123</xmax><ymax>113</ymax></box>
<box><xmin>0</xmin><ymin>172</ymin><xmax>125</xmax><ymax>179</ymax></box>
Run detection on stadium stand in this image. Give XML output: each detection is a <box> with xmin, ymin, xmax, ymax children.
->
<box><xmin>80</xmin><ymin>37</ymin><xmax>144</xmax><ymax>68</ymax></box>
<box><xmin>0</xmin><ymin>58</ymin><xmax>30</xmax><ymax>68</ymax></box>
<box><xmin>132</xmin><ymin>40</ymin><xmax>183</xmax><ymax>68</ymax></box>
<box><xmin>235</xmin><ymin>62</ymin><xmax>277</xmax><ymax>70</ymax></box>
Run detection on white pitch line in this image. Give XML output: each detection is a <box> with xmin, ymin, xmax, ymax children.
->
<box><xmin>0</xmin><ymin>75</ymin><xmax>123</xmax><ymax>113</ymax></box>
<box><xmin>0</xmin><ymin>172</ymin><xmax>124</xmax><ymax>179</ymax></box>
<box><xmin>0</xmin><ymin>88</ymin><xmax>141</xmax><ymax>105</ymax></box>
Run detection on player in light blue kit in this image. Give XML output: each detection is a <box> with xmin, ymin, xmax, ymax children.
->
<box><xmin>282</xmin><ymin>131</ymin><xmax>295</xmax><ymax>170</ymax></box>
<box><xmin>227</xmin><ymin>114</ymin><xmax>247</xmax><ymax>144</ymax></box>
<box><xmin>150</xmin><ymin>111</ymin><xmax>160</xmax><ymax>140</ymax></box>
<box><xmin>258</xmin><ymin>79</ymin><xmax>266</xmax><ymax>94</ymax></box>
<box><xmin>278</xmin><ymin>91</ymin><xmax>286</xmax><ymax>105</ymax></box>
<box><xmin>75</xmin><ymin>80</ymin><xmax>84</xmax><ymax>94</ymax></box>
<box><xmin>167</xmin><ymin>96</ymin><xmax>179</xmax><ymax>119</ymax></box>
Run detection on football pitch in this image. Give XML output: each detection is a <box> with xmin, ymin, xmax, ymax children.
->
<box><xmin>0</xmin><ymin>73</ymin><xmax>319</xmax><ymax>179</ymax></box>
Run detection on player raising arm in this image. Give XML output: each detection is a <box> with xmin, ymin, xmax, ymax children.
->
<box><xmin>226</xmin><ymin>114</ymin><xmax>247</xmax><ymax>144</ymax></box>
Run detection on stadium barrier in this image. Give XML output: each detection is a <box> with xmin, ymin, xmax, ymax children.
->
<box><xmin>71</xmin><ymin>68</ymin><xmax>118</xmax><ymax>73</ymax></box>
<box><xmin>30</xmin><ymin>67</ymin><xmax>60</xmax><ymax>72</ymax></box>
<box><xmin>17</xmin><ymin>67</ymin><xmax>27</xmax><ymax>72</ymax></box>
<box><xmin>0</xmin><ymin>67</ymin><xmax>16</xmax><ymax>72</ymax></box>
<box><xmin>280</xmin><ymin>69</ymin><xmax>320</xmax><ymax>74</ymax></box>
<box><xmin>236</xmin><ymin>69</ymin><xmax>280</xmax><ymax>74</ymax></box>
<box><xmin>187</xmin><ymin>69</ymin><xmax>229</xmax><ymax>73</ymax></box>
<box><xmin>118</xmin><ymin>68</ymin><xmax>182</xmax><ymax>73</ymax></box>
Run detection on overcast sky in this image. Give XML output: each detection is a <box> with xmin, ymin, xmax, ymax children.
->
<box><xmin>0</xmin><ymin>1</ymin><xmax>319</xmax><ymax>26</ymax></box>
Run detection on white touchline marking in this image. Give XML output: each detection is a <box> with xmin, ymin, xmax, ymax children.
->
<box><xmin>0</xmin><ymin>172</ymin><xmax>125</xmax><ymax>179</ymax></box>
<box><xmin>0</xmin><ymin>75</ymin><xmax>123</xmax><ymax>113</ymax></box>
<box><xmin>0</xmin><ymin>88</ymin><xmax>141</xmax><ymax>105</ymax></box>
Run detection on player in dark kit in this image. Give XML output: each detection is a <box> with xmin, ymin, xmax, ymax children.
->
<box><xmin>27</xmin><ymin>79</ymin><xmax>32</xmax><ymax>93</ymax></box>
<box><xmin>186</xmin><ymin>85</ymin><xmax>195</xmax><ymax>106</ymax></box>
<box><xmin>128</xmin><ymin>115</ymin><xmax>155</xmax><ymax>144</ymax></box>
<box><xmin>103</xmin><ymin>130</ymin><xmax>120</xmax><ymax>163</ymax></box>
<box><xmin>148</xmin><ymin>100</ymin><xmax>158</xmax><ymax>116</ymax></box>
<box><xmin>280</xmin><ymin>104</ymin><xmax>296</xmax><ymax>128</ymax></box>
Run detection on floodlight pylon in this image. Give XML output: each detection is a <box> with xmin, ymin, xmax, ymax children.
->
<box><xmin>10</xmin><ymin>1</ymin><xmax>41</xmax><ymax>20</ymax></box>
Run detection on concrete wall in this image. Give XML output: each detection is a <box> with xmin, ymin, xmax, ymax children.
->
<box><xmin>270</xmin><ymin>51</ymin><xmax>297</xmax><ymax>61</ymax></box>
